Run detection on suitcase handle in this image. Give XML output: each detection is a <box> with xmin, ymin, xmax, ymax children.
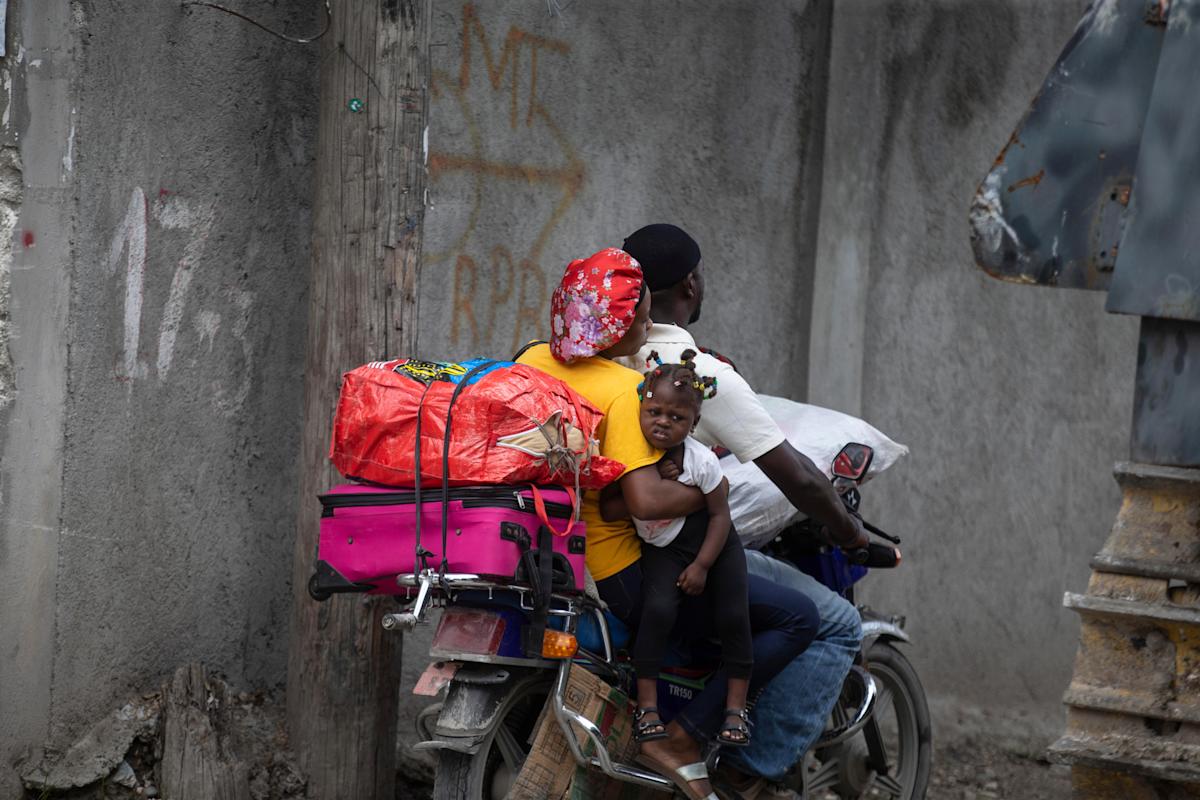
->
<box><xmin>530</xmin><ymin>484</ymin><xmax>577</xmax><ymax>537</ymax></box>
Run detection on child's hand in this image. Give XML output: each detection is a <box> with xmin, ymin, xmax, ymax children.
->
<box><xmin>657</xmin><ymin>458</ymin><xmax>681</xmax><ymax>481</ymax></box>
<box><xmin>676</xmin><ymin>563</ymin><xmax>708</xmax><ymax>596</ymax></box>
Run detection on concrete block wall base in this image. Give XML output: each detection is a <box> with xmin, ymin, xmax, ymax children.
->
<box><xmin>1069</xmin><ymin>764</ymin><xmax>1200</xmax><ymax>800</ymax></box>
<box><xmin>1050</xmin><ymin>462</ymin><xmax>1200</xmax><ymax>795</ymax></box>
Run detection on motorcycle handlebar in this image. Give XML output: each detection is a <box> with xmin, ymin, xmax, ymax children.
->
<box><xmin>862</xmin><ymin>519</ymin><xmax>900</xmax><ymax>545</ymax></box>
<box><xmin>847</xmin><ymin>542</ymin><xmax>902</xmax><ymax>568</ymax></box>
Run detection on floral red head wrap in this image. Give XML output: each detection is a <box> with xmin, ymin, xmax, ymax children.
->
<box><xmin>550</xmin><ymin>248</ymin><xmax>644</xmax><ymax>364</ymax></box>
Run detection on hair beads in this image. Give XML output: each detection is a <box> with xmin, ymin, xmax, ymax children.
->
<box><xmin>638</xmin><ymin>348</ymin><xmax>718</xmax><ymax>404</ymax></box>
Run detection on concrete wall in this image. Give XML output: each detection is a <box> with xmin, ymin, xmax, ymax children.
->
<box><xmin>810</xmin><ymin>0</ymin><xmax>1141</xmax><ymax>741</ymax></box>
<box><xmin>0</xmin><ymin>1</ymin><xmax>318</xmax><ymax>790</ymax></box>
<box><xmin>416</xmin><ymin>0</ymin><xmax>832</xmax><ymax>399</ymax></box>
<box><xmin>0</xmin><ymin>4</ymin><xmax>69</xmax><ymax>794</ymax></box>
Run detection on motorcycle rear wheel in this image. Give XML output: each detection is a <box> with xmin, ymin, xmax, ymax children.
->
<box><xmin>811</xmin><ymin>641</ymin><xmax>932</xmax><ymax>799</ymax></box>
<box><xmin>431</xmin><ymin>675</ymin><xmax>553</xmax><ymax>800</ymax></box>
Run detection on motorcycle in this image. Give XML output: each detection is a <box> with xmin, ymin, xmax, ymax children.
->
<box><xmin>392</xmin><ymin>442</ymin><xmax>931</xmax><ymax>799</ymax></box>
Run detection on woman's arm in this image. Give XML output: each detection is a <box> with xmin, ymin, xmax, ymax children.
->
<box><xmin>677</xmin><ymin>478</ymin><xmax>731</xmax><ymax>595</ymax></box>
<box><xmin>618</xmin><ymin>463</ymin><xmax>706</xmax><ymax>520</ymax></box>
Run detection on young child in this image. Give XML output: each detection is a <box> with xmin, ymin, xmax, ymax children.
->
<box><xmin>622</xmin><ymin>350</ymin><xmax>753</xmax><ymax>749</ymax></box>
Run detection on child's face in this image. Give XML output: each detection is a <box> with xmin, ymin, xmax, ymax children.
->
<box><xmin>639</xmin><ymin>380</ymin><xmax>699</xmax><ymax>449</ymax></box>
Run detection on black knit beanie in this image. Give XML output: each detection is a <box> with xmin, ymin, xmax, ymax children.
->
<box><xmin>622</xmin><ymin>224</ymin><xmax>702</xmax><ymax>292</ymax></box>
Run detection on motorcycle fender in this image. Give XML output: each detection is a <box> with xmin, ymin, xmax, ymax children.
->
<box><xmin>420</xmin><ymin>669</ymin><xmax>543</xmax><ymax>756</ymax></box>
<box><xmin>861</xmin><ymin>618</ymin><xmax>910</xmax><ymax>648</ymax></box>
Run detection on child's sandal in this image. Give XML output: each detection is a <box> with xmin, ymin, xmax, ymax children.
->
<box><xmin>633</xmin><ymin>707</ymin><xmax>669</xmax><ymax>742</ymax></box>
<box><xmin>718</xmin><ymin>708</ymin><xmax>752</xmax><ymax>747</ymax></box>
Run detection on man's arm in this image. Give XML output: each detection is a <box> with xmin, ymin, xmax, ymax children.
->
<box><xmin>754</xmin><ymin>440</ymin><xmax>869</xmax><ymax>549</ymax></box>
<box><xmin>598</xmin><ymin>483</ymin><xmax>628</xmax><ymax>522</ymax></box>
<box><xmin>618</xmin><ymin>463</ymin><xmax>706</xmax><ymax>520</ymax></box>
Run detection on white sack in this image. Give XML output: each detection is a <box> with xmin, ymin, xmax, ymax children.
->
<box><xmin>725</xmin><ymin>395</ymin><xmax>908</xmax><ymax>549</ymax></box>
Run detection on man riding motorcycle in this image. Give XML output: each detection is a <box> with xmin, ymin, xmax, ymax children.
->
<box><xmin>619</xmin><ymin>224</ymin><xmax>869</xmax><ymax>799</ymax></box>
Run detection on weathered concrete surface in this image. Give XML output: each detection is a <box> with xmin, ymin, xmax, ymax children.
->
<box><xmin>811</xmin><ymin>0</ymin><xmax>1141</xmax><ymax>741</ymax></box>
<box><xmin>0</xmin><ymin>0</ymin><xmax>319</xmax><ymax>788</ymax></box>
<box><xmin>48</xmin><ymin>0</ymin><xmax>318</xmax><ymax>742</ymax></box>
<box><xmin>416</xmin><ymin>0</ymin><xmax>832</xmax><ymax>399</ymax></box>
<box><xmin>0</xmin><ymin>3</ymin><xmax>74</xmax><ymax>796</ymax></box>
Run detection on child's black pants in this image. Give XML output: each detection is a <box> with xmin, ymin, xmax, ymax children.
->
<box><xmin>632</xmin><ymin>512</ymin><xmax>753</xmax><ymax>680</ymax></box>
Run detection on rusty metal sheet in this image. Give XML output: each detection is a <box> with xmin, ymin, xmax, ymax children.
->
<box><xmin>1131</xmin><ymin>319</ymin><xmax>1200</xmax><ymax>466</ymax></box>
<box><xmin>969</xmin><ymin>0</ymin><xmax>1166</xmax><ymax>289</ymax></box>
<box><xmin>1106</xmin><ymin>1</ymin><xmax>1200</xmax><ymax>322</ymax></box>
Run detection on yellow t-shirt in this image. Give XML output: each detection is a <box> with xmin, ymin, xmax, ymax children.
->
<box><xmin>517</xmin><ymin>344</ymin><xmax>661</xmax><ymax>580</ymax></box>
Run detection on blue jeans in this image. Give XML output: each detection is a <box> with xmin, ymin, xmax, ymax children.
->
<box><xmin>723</xmin><ymin>549</ymin><xmax>863</xmax><ymax>781</ymax></box>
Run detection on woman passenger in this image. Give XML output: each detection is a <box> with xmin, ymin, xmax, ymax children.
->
<box><xmin>516</xmin><ymin>248</ymin><xmax>819</xmax><ymax>800</ymax></box>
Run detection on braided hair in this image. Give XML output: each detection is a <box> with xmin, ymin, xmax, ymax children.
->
<box><xmin>636</xmin><ymin>349</ymin><xmax>718</xmax><ymax>407</ymax></box>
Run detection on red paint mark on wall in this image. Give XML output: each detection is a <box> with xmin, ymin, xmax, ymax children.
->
<box><xmin>22</xmin><ymin>230</ymin><xmax>34</xmax><ymax>248</ymax></box>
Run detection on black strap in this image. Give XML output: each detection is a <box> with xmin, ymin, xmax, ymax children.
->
<box><xmin>511</xmin><ymin>339</ymin><xmax>548</xmax><ymax>362</ymax></box>
<box><xmin>537</xmin><ymin>525</ymin><xmax>553</xmax><ymax>604</ymax></box>
<box><xmin>698</xmin><ymin>345</ymin><xmax>740</xmax><ymax>373</ymax></box>
<box><xmin>440</xmin><ymin>361</ymin><xmax>498</xmax><ymax>583</ymax></box>
<box><xmin>410</xmin><ymin>380</ymin><xmax>437</xmax><ymax>575</ymax></box>
<box><xmin>522</xmin><ymin>524</ymin><xmax>555</xmax><ymax>658</ymax></box>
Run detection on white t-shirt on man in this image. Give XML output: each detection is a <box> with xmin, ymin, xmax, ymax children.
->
<box><xmin>633</xmin><ymin>437</ymin><xmax>725</xmax><ymax>548</ymax></box>
<box><xmin>618</xmin><ymin>323</ymin><xmax>786</xmax><ymax>463</ymax></box>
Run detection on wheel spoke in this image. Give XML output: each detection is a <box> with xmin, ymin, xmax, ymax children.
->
<box><xmin>806</xmin><ymin>756</ymin><xmax>840</xmax><ymax>793</ymax></box>
<box><xmin>494</xmin><ymin>723</ymin><xmax>527</xmax><ymax>772</ymax></box>
<box><xmin>874</xmin><ymin>773</ymin><xmax>905</xmax><ymax>797</ymax></box>
<box><xmin>875</xmin><ymin>685</ymin><xmax>894</xmax><ymax>715</ymax></box>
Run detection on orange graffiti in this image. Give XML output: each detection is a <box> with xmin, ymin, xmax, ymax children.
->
<box><xmin>428</xmin><ymin>4</ymin><xmax>586</xmax><ymax>354</ymax></box>
<box><xmin>451</xmin><ymin>253</ymin><xmax>479</xmax><ymax>345</ymax></box>
<box><xmin>460</xmin><ymin>4</ymin><xmax>570</xmax><ymax>129</ymax></box>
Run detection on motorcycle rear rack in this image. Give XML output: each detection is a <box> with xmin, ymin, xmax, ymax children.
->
<box><xmin>381</xmin><ymin>569</ymin><xmax>587</xmax><ymax>631</ymax></box>
<box><xmin>549</xmin><ymin>660</ymin><xmax>676</xmax><ymax>793</ymax></box>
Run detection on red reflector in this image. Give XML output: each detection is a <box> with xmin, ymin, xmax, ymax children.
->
<box><xmin>431</xmin><ymin>608</ymin><xmax>505</xmax><ymax>657</ymax></box>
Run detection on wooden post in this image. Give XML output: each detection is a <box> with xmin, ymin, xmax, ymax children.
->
<box><xmin>160</xmin><ymin>664</ymin><xmax>251</xmax><ymax>800</ymax></box>
<box><xmin>286</xmin><ymin>1</ymin><xmax>431</xmax><ymax>797</ymax></box>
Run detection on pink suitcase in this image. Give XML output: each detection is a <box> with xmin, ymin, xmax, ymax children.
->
<box><xmin>310</xmin><ymin>484</ymin><xmax>586</xmax><ymax>598</ymax></box>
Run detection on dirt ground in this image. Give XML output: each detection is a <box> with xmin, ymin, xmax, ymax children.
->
<box><xmin>925</xmin><ymin>737</ymin><xmax>1071</xmax><ymax>800</ymax></box>
<box><xmin>396</xmin><ymin>735</ymin><xmax>1073</xmax><ymax>799</ymax></box>
<box><xmin>23</xmin><ymin>672</ymin><xmax>1072</xmax><ymax>800</ymax></box>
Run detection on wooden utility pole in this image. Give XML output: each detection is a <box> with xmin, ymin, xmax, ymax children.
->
<box><xmin>286</xmin><ymin>1</ymin><xmax>431</xmax><ymax>797</ymax></box>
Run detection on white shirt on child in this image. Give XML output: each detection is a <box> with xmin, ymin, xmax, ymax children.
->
<box><xmin>633</xmin><ymin>437</ymin><xmax>725</xmax><ymax>548</ymax></box>
<box><xmin>617</xmin><ymin>323</ymin><xmax>787</xmax><ymax>463</ymax></box>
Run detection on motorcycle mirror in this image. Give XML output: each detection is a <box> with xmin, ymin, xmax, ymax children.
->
<box><xmin>831</xmin><ymin>442</ymin><xmax>874</xmax><ymax>481</ymax></box>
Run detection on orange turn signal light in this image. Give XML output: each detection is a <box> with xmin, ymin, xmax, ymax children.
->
<box><xmin>541</xmin><ymin>630</ymin><xmax>579</xmax><ymax>659</ymax></box>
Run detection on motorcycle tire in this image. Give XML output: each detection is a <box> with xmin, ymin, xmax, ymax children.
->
<box><xmin>432</xmin><ymin>675</ymin><xmax>553</xmax><ymax>800</ymax></box>
<box><xmin>840</xmin><ymin>642</ymin><xmax>931</xmax><ymax>800</ymax></box>
<box><xmin>806</xmin><ymin>642</ymin><xmax>936</xmax><ymax>800</ymax></box>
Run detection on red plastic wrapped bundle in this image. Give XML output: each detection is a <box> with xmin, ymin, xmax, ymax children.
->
<box><xmin>330</xmin><ymin>358</ymin><xmax>625</xmax><ymax>489</ymax></box>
